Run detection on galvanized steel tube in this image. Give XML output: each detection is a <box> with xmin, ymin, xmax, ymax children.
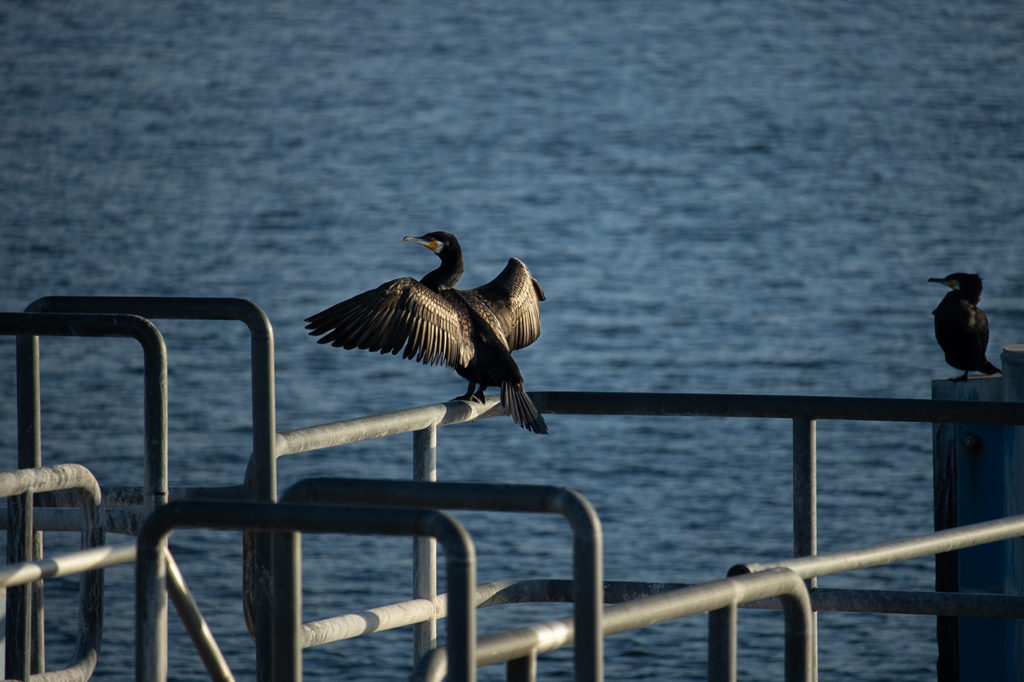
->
<box><xmin>164</xmin><ymin>551</ymin><xmax>235</xmax><ymax>682</ymax></box>
<box><xmin>2</xmin><ymin>311</ymin><xmax>168</xmax><ymax>677</ymax></box>
<box><xmin>25</xmin><ymin>296</ymin><xmax>280</xmax><ymax>678</ymax></box>
<box><xmin>8</xmin><ymin>310</ymin><xmax>170</xmax><ymax>513</ymax></box>
<box><xmin>0</xmin><ymin>464</ymin><xmax>105</xmax><ymax>682</ymax></box>
<box><xmin>791</xmin><ymin>415</ymin><xmax>818</xmax><ymax>680</ymax></box>
<box><xmin>274</xmin><ymin>397</ymin><xmax>503</xmax><ymax>455</ymax></box>
<box><xmin>282</xmin><ymin>477</ymin><xmax>604</xmax><ymax>681</ymax></box>
<box><xmin>730</xmin><ymin>513</ymin><xmax>1024</xmax><ymax>580</ymax></box>
<box><xmin>412</xmin><ymin>425</ymin><xmax>438</xmax><ymax>661</ymax></box>
<box><xmin>274</xmin><ymin>389</ymin><xmax>1024</xmax><ymax>457</ymax></box>
<box><xmin>529</xmin><ymin>390</ymin><xmax>1024</xmax><ymax>424</ymax></box>
<box><xmin>0</xmin><ymin>543</ymin><xmax>135</xmax><ymax>588</ymax></box>
<box><xmin>411</xmin><ymin>568</ymin><xmax>812</xmax><ymax>682</ymax></box>
<box><xmin>136</xmin><ymin>501</ymin><xmax>476</xmax><ymax>682</ymax></box>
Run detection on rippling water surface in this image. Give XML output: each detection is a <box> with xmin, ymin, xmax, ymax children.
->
<box><xmin>3</xmin><ymin>1</ymin><xmax>1024</xmax><ymax>679</ymax></box>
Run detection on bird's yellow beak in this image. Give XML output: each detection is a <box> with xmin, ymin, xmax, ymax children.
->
<box><xmin>404</xmin><ymin>236</ymin><xmax>438</xmax><ymax>251</ymax></box>
<box><xmin>928</xmin><ymin>277</ymin><xmax>955</xmax><ymax>289</ymax></box>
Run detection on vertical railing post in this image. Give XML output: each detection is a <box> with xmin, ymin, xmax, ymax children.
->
<box><xmin>271</xmin><ymin>531</ymin><xmax>302</xmax><ymax>681</ymax></box>
<box><xmin>708</xmin><ymin>603</ymin><xmax>737</xmax><ymax>682</ymax></box>
<box><xmin>137</xmin><ymin>535</ymin><xmax>170</xmax><ymax>682</ymax></box>
<box><xmin>507</xmin><ymin>652</ymin><xmax>537</xmax><ymax>682</ymax></box>
<box><xmin>792</xmin><ymin>415</ymin><xmax>817</xmax><ymax>681</ymax></box>
<box><xmin>9</xmin><ymin>334</ymin><xmax>42</xmax><ymax>678</ymax></box>
<box><xmin>244</xmin><ymin>304</ymin><xmax>277</xmax><ymax>682</ymax></box>
<box><xmin>413</xmin><ymin>425</ymin><xmax>438</xmax><ymax>661</ymax></box>
<box><xmin>141</xmin><ymin>326</ymin><xmax>170</xmax><ymax>515</ymax></box>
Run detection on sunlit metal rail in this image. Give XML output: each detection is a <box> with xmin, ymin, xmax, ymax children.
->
<box><xmin>409</xmin><ymin>513</ymin><xmax>1024</xmax><ymax>682</ymax></box>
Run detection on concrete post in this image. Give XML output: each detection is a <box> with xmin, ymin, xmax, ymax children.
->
<box><xmin>933</xmin><ymin>345</ymin><xmax>1024</xmax><ymax>682</ymax></box>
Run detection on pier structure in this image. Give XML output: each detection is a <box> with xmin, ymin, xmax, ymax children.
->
<box><xmin>2</xmin><ymin>297</ymin><xmax>1023</xmax><ymax>681</ymax></box>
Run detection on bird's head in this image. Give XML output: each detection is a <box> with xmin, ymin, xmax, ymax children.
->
<box><xmin>404</xmin><ymin>232</ymin><xmax>459</xmax><ymax>258</ymax></box>
<box><xmin>929</xmin><ymin>273</ymin><xmax>983</xmax><ymax>301</ymax></box>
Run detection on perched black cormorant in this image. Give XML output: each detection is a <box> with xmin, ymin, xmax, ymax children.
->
<box><xmin>306</xmin><ymin>232</ymin><xmax>548</xmax><ymax>434</ymax></box>
<box><xmin>928</xmin><ymin>272</ymin><xmax>1000</xmax><ymax>381</ymax></box>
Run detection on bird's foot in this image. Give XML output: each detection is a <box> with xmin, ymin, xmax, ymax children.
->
<box><xmin>456</xmin><ymin>385</ymin><xmax>487</xmax><ymax>401</ymax></box>
<box><xmin>951</xmin><ymin>371</ymin><xmax>970</xmax><ymax>382</ymax></box>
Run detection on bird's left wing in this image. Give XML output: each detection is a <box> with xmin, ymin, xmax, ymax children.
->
<box><xmin>464</xmin><ymin>258</ymin><xmax>545</xmax><ymax>351</ymax></box>
<box><xmin>305</xmin><ymin>277</ymin><xmax>474</xmax><ymax>368</ymax></box>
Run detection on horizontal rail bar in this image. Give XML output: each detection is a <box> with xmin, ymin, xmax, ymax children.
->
<box><xmin>0</xmin><ymin>542</ymin><xmax>136</xmax><ymax>588</ymax></box>
<box><xmin>0</xmin><ymin>489</ymin><xmax>250</xmax><ymax>539</ymax></box>
<box><xmin>275</xmin><ymin>398</ymin><xmax>504</xmax><ymax>455</ymax></box>
<box><xmin>303</xmin><ymin>577</ymin><xmax>1024</xmax><ymax>647</ymax></box>
<box><xmin>0</xmin><ymin>540</ymin><xmax>234</xmax><ymax>681</ymax></box>
<box><xmin>530</xmin><ymin>391</ymin><xmax>1024</xmax><ymax>424</ymax></box>
<box><xmin>2</xmin><ymin>507</ymin><xmax>142</xmax><ymax>536</ymax></box>
<box><xmin>303</xmin><ymin>598</ymin><xmax>438</xmax><ymax>647</ymax></box>
<box><xmin>303</xmin><ymin>580</ymin><xmax>589</xmax><ymax>646</ymax></box>
<box><xmin>276</xmin><ymin>390</ymin><xmax>1024</xmax><ymax>456</ymax></box>
<box><xmin>731</xmin><ymin>513</ymin><xmax>1024</xmax><ymax>580</ymax></box>
<box><xmin>412</xmin><ymin>568</ymin><xmax>813</xmax><ymax>682</ymax></box>
<box><xmin>797</xmin><ymin>588</ymin><xmax>1024</xmax><ymax>618</ymax></box>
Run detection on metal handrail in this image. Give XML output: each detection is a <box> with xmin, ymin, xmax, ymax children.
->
<box><xmin>135</xmin><ymin>501</ymin><xmax>476</xmax><ymax>682</ymax></box>
<box><xmin>282</xmin><ymin>477</ymin><xmax>604</xmax><ymax>681</ymax></box>
<box><xmin>22</xmin><ymin>296</ymin><xmax>281</xmax><ymax>673</ymax></box>
<box><xmin>24</xmin><ymin>295</ymin><xmax>277</xmax><ymax>502</ymax></box>
<box><xmin>0</xmin><ymin>313</ymin><xmax>168</xmax><ymax>679</ymax></box>
<box><xmin>0</xmin><ymin>464</ymin><xmax>105</xmax><ymax>682</ymax></box>
<box><xmin>410</xmin><ymin>567</ymin><xmax>814</xmax><ymax>682</ymax></box>
<box><xmin>5</xmin><ymin>294</ymin><xmax>1021</xmax><ymax>681</ymax></box>
<box><xmin>412</xmin><ymin>511</ymin><xmax>1024</xmax><ymax>682</ymax></box>
<box><xmin>729</xmin><ymin>513</ymin><xmax>1024</xmax><ymax>580</ymax></box>
<box><xmin>274</xmin><ymin>391</ymin><xmax>1024</xmax><ymax>458</ymax></box>
<box><xmin>269</xmin><ymin>387</ymin><xmax>1024</xmax><ymax>682</ymax></box>
<box><xmin>532</xmin><ymin>390</ymin><xmax>1024</xmax><ymax>424</ymax></box>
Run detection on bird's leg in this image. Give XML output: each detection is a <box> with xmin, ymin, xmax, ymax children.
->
<box><xmin>455</xmin><ymin>380</ymin><xmax>477</xmax><ymax>402</ymax></box>
<box><xmin>952</xmin><ymin>371</ymin><xmax>969</xmax><ymax>382</ymax></box>
<box><xmin>473</xmin><ymin>386</ymin><xmax>487</xmax><ymax>402</ymax></box>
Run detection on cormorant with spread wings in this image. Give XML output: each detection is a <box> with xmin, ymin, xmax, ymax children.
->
<box><xmin>305</xmin><ymin>232</ymin><xmax>548</xmax><ymax>434</ymax></box>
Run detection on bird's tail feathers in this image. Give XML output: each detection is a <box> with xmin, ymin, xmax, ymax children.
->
<box><xmin>982</xmin><ymin>360</ymin><xmax>1001</xmax><ymax>375</ymax></box>
<box><xmin>501</xmin><ymin>382</ymin><xmax>548</xmax><ymax>435</ymax></box>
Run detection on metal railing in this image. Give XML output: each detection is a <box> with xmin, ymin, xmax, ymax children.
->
<box><xmin>4</xmin><ymin>297</ymin><xmax>1024</xmax><ymax>681</ymax></box>
<box><xmin>280</xmin><ymin>477</ymin><xmax>603</xmax><ymax>680</ymax></box>
<box><xmin>0</xmin><ymin>464</ymin><xmax>105</xmax><ymax>681</ymax></box>
<box><xmin>271</xmin><ymin>390</ymin><xmax>1024</xmax><ymax>681</ymax></box>
<box><xmin>407</xmin><ymin>513</ymin><xmax>1024</xmax><ymax>682</ymax></box>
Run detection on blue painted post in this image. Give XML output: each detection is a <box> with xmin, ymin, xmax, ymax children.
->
<box><xmin>933</xmin><ymin>345</ymin><xmax>1024</xmax><ymax>682</ymax></box>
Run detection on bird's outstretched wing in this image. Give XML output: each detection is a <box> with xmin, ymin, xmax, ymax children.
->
<box><xmin>462</xmin><ymin>258</ymin><xmax>545</xmax><ymax>351</ymax></box>
<box><xmin>305</xmin><ymin>277</ymin><xmax>474</xmax><ymax>368</ymax></box>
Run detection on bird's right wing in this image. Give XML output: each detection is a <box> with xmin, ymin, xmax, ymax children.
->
<box><xmin>466</xmin><ymin>258</ymin><xmax>545</xmax><ymax>351</ymax></box>
<box><xmin>305</xmin><ymin>277</ymin><xmax>474</xmax><ymax>368</ymax></box>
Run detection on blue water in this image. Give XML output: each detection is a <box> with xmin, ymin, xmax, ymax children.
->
<box><xmin>3</xmin><ymin>0</ymin><xmax>1024</xmax><ymax>679</ymax></box>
